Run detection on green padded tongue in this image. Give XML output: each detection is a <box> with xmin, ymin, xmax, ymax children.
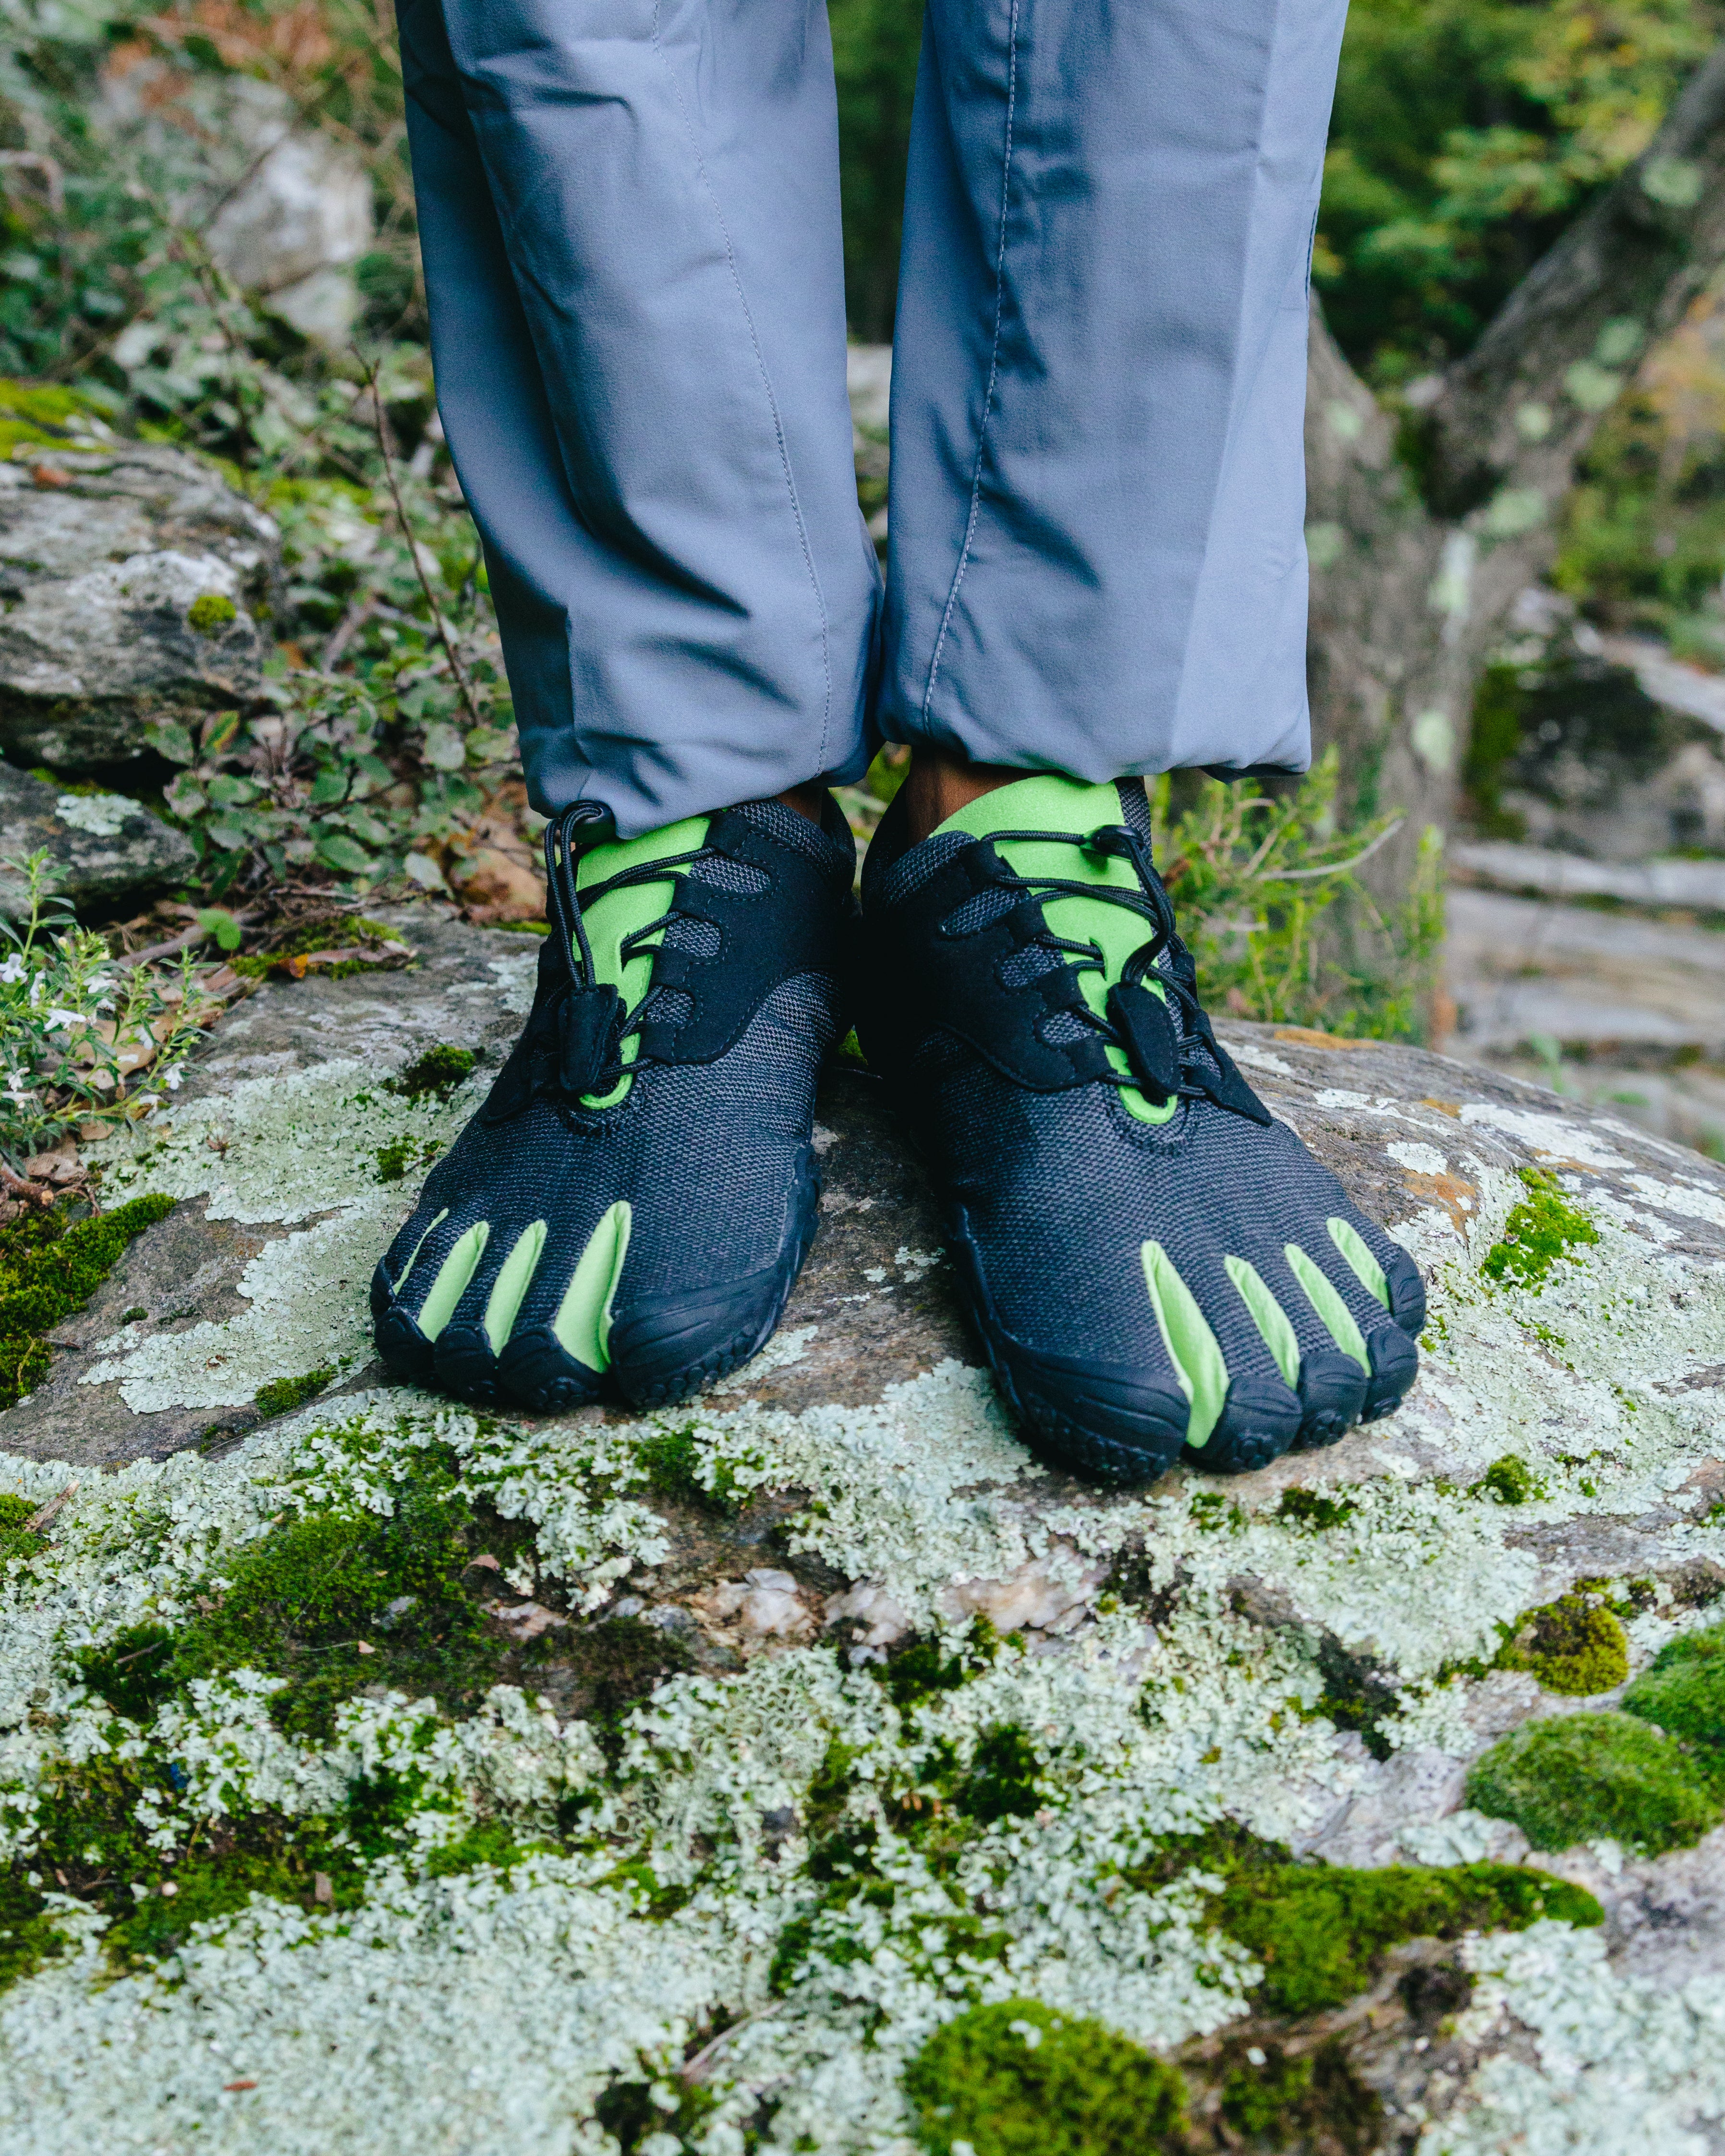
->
<box><xmin>936</xmin><ymin>774</ymin><xmax>1174</xmax><ymax>1125</ymax></box>
<box><xmin>571</xmin><ymin>813</ymin><xmax>709</xmax><ymax>1108</ymax></box>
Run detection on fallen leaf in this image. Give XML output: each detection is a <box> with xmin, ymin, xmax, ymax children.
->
<box><xmin>31</xmin><ymin>464</ymin><xmax>72</xmax><ymax>490</ymax></box>
<box><xmin>313</xmin><ymin>1873</ymin><xmax>332</xmax><ymax>1905</ymax></box>
<box><xmin>355</xmin><ymin>1640</ymin><xmax>377</xmax><ymax>1656</ymax></box>
<box><xmin>223</xmin><ymin>2081</ymin><xmax>257</xmax><ymax>2094</ymax></box>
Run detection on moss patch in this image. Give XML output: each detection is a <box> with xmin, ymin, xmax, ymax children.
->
<box><xmin>1621</xmin><ymin>1621</ymin><xmax>1725</xmax><ymax>1749</ymax></box>
<box><xmin>1480</xmin><ymin>1167</ymin><xmax>1600</xmax><ymax>1288</ymax></box>
<box><xmin>0</xmin><ymin>378</ymin><xmax>113</xmax><ymax>458</ymax></box>
<box><xmin>632</xmin><ymin>1422</ymin><xmax>746</xmax><ymax>1514</ymax></box>
<box><xmin>1276</xmin><ymin>1487</ymin><xmax>1359</xmax><ymax>1531</ymax></box>
<box><xmin>75</xmin><ymin>1453</ymin><xmax>510</xmax><ymax>1742</ymax></box>
<box><xmin>389</xmin><ymin>1044</ymin><xmax>476</xmax><ymax>1100</ymax></box>
<box><xmin>374</xmin><ymin>1135</ymin><xmax>443</xmax><ymax>1185</ymax></box>
<box><xmin>903</xmin><ymin>1999</ymin><xmax>1186</xmax><ymax>2156</ymax></box>
<box><xmin>1465</xmin><ymin>1712</ymin><xmax>1723</xmax><ymax>1854</ymax></box>
<box><xmin>876</xmin><ymin>1620</ymin><xmax>1000</xmax><ymax>1710</ymax></box>
<box><xmin>1217</xmin><ymin>2039</ymin><xmax>1383</xmax><ymax>2155</ymax></box>
<box><xmin>185</xmin><ymin>592</ymin><xmax>238</xmax><ymax>637</ymax></box>
<box><xmin>0</xmin><ymin>1193</ymin><xmax>175</xmax><ymax>1409</ymax></box>
<box><xmin>254</xmin><ymin>1365</ymin><xmax>335</xmax><ymax>1420</ymax></box>
<box><xmin>1126</xmin><ymin>1824</ymin><xmax>1600</xmax><ymax>2017</ymax></box>
<box><xmin>231</xmin><ymin>916</ymin><xmax>407</xmax><ymax>982</ymax></box>
<box><xmin>1471</xmin><ymin>1453</ymin><xmax>1540</xmax><ymax>1505</ymax></box>
<box><xmin>1500</xmin><ymin>1591</ymin><xmax>1630</xmax><ymax>1695</ymax></box>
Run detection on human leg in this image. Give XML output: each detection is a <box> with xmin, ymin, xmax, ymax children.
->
<box><xmin>859</xmin><ymin>0</ymin><xmax>1424</xmax><ymax>1483</ymax></box>
<box><xmin>374</xmin><ymin>0</ymin><xmax>870</xmax><ymax>1409</ymax></box>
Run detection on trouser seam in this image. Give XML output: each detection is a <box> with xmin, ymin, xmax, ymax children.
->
<box><xmin>919</xmin><ymin>0</ymin><xmax>1020</xmax><ymax>734</ymax></box>
<box><xmin>651</xmin><ymin>0</ymin><xmax>834</xmax><ymax>776</ymax></box>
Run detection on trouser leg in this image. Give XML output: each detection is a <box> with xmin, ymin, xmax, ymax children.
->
<box><xmin>399</xmin><ymin>0</ymin><xmax>879</xmax><ymax>838</ymax></box>
<box><xmin>881</xmin><ymin>0</ymin><xmax>1346</xmax><ymax>778</ymax></box>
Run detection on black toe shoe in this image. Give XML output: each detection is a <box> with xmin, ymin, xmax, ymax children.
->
<box><xmin>857</xmin><ymin>774</ymin><xmax>1425</xmax><ymax>1485</ymax></box>
<box><xmin>373</xmin><ymin>795</ymin><xmax>855</xmax><ymax>1410</ymax></box>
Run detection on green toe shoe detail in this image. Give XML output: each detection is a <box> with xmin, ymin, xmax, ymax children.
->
<box><xmin>943</xmin><ymin>776</ymin><xmax>1178</xmax><ymax>1126</ymax></box>
<box><xmin>553</xmin><ymin>1201</ymin><xmax>633</xmax><ymax>1371</ymax></box>
<box><xmin>1224</xmin><ymin>1254</ymin><xmax>1301</xmax><ymax>1386</ymax></box>
<box><xmin>393</xmin><ymin>1208</ymin><xmax>448</xmax><ymax>1296</ymax></box>
<box><xmin>1142</xmin><ymin>1240</ymin><xmax>1229</xmax><ymax>1448</ymax></box>
<box><xmin>1284</xmin><ymin>1243</ymin><xmax>1371</xmax><ymax>1372</ymax></box>
<box><xmin>1327</xmin><ymin>1217</ymin><xmax>1391</xmax><ymax>1308</ymax></box>
<box><xmin>417</xmin><ymin>1221</ymin><xmax>491</xmax><ymax>1342</ymax></box>
<box><xmin>574</xmin><ymin>818</ymin><xmax>710</xmax><ymax>1111</ymax></box>
<box><xmin>485</xmin><ymin>1220</ymin><xmax>548</xmax><ymax>1354</ymax></box>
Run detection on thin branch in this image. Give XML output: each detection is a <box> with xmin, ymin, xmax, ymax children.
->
<box><xmin>367</xmin><ymin>363</ymin><xmax>485</xmax><ymax>733</ymax></box>
<box><xmin>1273</xmin><ymin>818</ymin><xmax>1405</xmax><ymax>881</ymax></box>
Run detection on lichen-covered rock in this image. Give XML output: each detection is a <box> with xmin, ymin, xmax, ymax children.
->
<box><xmin>0</xmin><ymin>762</ymin><xmax>194</xmax><ymax>916</ymax></box>
<box><xmin>1</xmin><ymin>913</ymin><xmax>1724</xmax><ymax>2152</ymax></box>
<box><xmin>0</xmin><ymin>445</ymin><xmax>279</xmax><ymax>768</ymax></box>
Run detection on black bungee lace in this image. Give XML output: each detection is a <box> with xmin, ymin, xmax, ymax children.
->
<box><xmin>980</xmin><ymin>817</ymin><xmax>1268</xmax><ymax>1124</ymax></box>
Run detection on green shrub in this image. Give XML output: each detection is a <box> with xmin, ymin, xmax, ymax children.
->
<box><xmin>903</xmin><ymin>1999</ymin><xmax>1185</xmax><ymax>2156</ymax></box>
<box><xmin>1466</xmin><ymin>1712</ymin><xmax>1722</xmax><ymax>1853</ymax></box>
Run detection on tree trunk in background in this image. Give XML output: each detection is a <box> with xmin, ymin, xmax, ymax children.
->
<box><xmin>1305</xmin><ymin>41</ymin><xmax>1725</xmax><ymax>913</ymax></box>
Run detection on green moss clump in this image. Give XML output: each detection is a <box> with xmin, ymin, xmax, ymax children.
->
<box><xmin>76</xmin><ymin>1457</ymin><xmax>509</xmax><ymax>1741</ymax></box>
<box><xmin>373</xmin><ymin>1136</ymin><xmax>444</xmax><ymax>1185</ymax></box>
<box><xmin>878</xmin><ymin>1620</ymin><xmax>999</xmax><ymax>1709</ymax></box>
<box><xmin>1276</xmin><ymin>1487</ymin><xmax>1358</xmax><ymax>1530</ymax></box>
<box><xmin>0</xmin><ymin>1193</ymin><xmax>175</xmax><ymax>1409</ymax></box>
<box><xmin>185</xmin><ymin>592</ymin><xmax>238</xmax><ymax>637</ymax></box>
<box><xmin>954</xmin><ymin>1724</ymin><xmax>1043</xmax><ymax>1823</ymax></box>
<box><xmin>1480</xmin><ymin>1167</ymin><xmax>1600</xmax><ymax>1288</ymax></box>
<box><xmin>1620</xmin><ymin>1622</ymin><xmax>1725</xmax><ymax>1749</ymax></box>
<box><xmin>254</xmin><ymin>1366</ymin><xmax>334</xmax><ymax>1420</ymax></box>
<box><xmin>1126</xmin><ymin>1823</ymin><xmax>1600</xmax><ymax>2017</ymax></box>
<box><xmin>1472</xmin><ymin>1454</ymin><xmax>1539</xmax><ymax>1505</ymax></box>
<box><xmin>1465</xmin><ymin>1712</ymin><xmax>1723</xmax><ymax>1854</ymax></box>
<box><xmin>903</xmin><ymin>1999</ymin><xmax>1186</xmax><ymax>2156</ymax></box>
<box><xmin>0</xmin><ymin>1870</ymin><xmax>69</xmax><ymax>1995</ymax></box>
<box><xmin>0</xmin><ymin>1491</ymin><xmax>39</xmax><ymax>1567</ymax></box>
<box><xmin>1501</xmin><ymin>1592</ymin><xmax>1629</xmax><ymax>1695</ymax></box>
<box><xmin>1220</xmin><ymin>2039</ymin><xmax>1382</xmax><ymax>2154</ymax></box>
<box><xmin>389</xmin><ymin>1044</ymin><xmax>476</xmax><ymax>1099</ymax></box>
<box><xmin>632</xmin><ymin>1421</ymin><xmax>744</xmax><ymax>1513</ymax></box>
<box><xmin>231</xmin><ymin>916</ymin><xmax>407</xmax><ymax>981</ymax></box>
<box><xmin>0</xmin><ymin>378</ymin><xmax>113</xmax><ymax>458</ymax></box>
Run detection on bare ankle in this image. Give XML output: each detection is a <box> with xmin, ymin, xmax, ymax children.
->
<box><xmin>899</xmin><ymin>747</ymin><xmax>1020</xmax><ymax>846</ymax></box>
<box><xmin>775</xmin><ymin>780</ymin><xmax>827</xmax><ymax>824</ymax></box>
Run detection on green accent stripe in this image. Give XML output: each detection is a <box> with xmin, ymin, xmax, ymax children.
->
<box><xmin>942</xmin><ymin>774</ymin><xmax>1177</xmax><ymax>1128</ymax></box>
<box><xmin>484</xmin><ymin>1220</ymin><xmax>547</xmax><ymax>1354</ymax></box>
<box><xmin>1224</xmin><ymin>1255</ymin><xmax>1300</xmax><ymax>1387</ymax></box>
<box><xmin>553</xmin><ymin>1202</ymin><xmax>632</xmax><ymax>1371</ymax></box>
<box><xmin>1141</xmin><ymin>1241</ymin><xmax>1229</xmax><ymax>1449</ymax></box>
<box><xmin>393</xmin><ymin>1208</ymin><xmax>448</xmax><ymax>1295</ymax></box>
<box><xmin>1284</xmin><ymin>1243</ymin><xmax>1371</xmax><ymax>1373</ymax></box>
<box><xmin>1328</xmin><ymin>1218</ymin><xmax>1391</xmax><ymax>1309</ymax></box>
<box><xmin>417</xmin><ymin>1221</ymin><xmax>490</xmax><ymax>1342</ymax></box>
<box><xmin>574</xmin><ymin>818</ymin><xmax>709</xmax><ymax>1110</ymax></box>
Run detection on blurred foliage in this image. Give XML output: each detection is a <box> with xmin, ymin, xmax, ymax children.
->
<box><xmin>830</xmin><ymin>0</ymin><xmax>923</xmax><ymax>344</ymax></box>
<box><xmin>1322</xmin><ymin>0</ymin><xmax>1717</xmax><ymax>385</ymax></box>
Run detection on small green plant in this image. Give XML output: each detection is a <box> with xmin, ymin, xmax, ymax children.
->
<box><xmin>0</xmin><ymin>1194</ymin><xmax>175</xmax><ymax>1408</ymax></box>
<box><xmin>389</xmin><ymin>1044</ymin><xmax>477</xmax><ymax>1100</ymax></box>
<box><xmin>0</xmin><ymin>853</ymin><xmax>228</xmax><ymax>1162</ymax></box>
<box><xmin>903</xmin><ymin>1999</ymin><xmax>1186</xmax><ymax>2156</ymax></box>
<box><xmin>1276</xmin><ymin>1486</ymin><xmax>1359</xmax><ymax>1531</ymax></box>
<box><xmin>1466</xmin><ymin>1713</ymin><xmax>1723</xmax><ymax>1853</ymax></box>
<box><xmin>254</xmin><ymin>1367</ymin><xmax>335</xmax><ymax>1420</ymax></box>
<box><xmin>1149</xmin><ymin>753</ymin><xmax>1445</xmax><ymax>1043</ymax></box>
<box><xmin>1471</xmin><ymin>1454</ymin><xmax>1541</xmax><ymax>1505</ymax></box>
<box><xmin>1481</xmin><ymin>1169</ymin><xmax>1600</xmax><ymax>1288</ymax></box>
<box><xmin>1499</xmin><ymin>1592</ymin><xmax>1629</xmax><ymax>1695</ymax></box>
<box><xmin>185</xmin><ymin>593</ymin><xmax>238</xmax><ymax>637</ymax></box>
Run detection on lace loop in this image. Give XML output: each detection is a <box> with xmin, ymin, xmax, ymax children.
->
<box><xmin>987</xmin><ymin>819</ymin><xmax>1269</xmax><ymax>1126</ymax></box>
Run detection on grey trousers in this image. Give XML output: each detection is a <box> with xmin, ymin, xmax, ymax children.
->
<box><xmin>401</xmin><ymin>0</ymin><xmax>1346</xmax><ymax>838</ymax></box>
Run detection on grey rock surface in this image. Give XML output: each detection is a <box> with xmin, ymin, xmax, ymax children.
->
<box><xmin>0</xmin><ymin>444</ymin><xmax>279</xmax><ymax>766</ymax></box>
<box><xmin>0</xmin><ymin>760</ymin><xmax>195</xmax><ymax>916</ymax></box>
<box><xmin>99</xmin><ymin>63</ymin><xmax>373</xmax><ymax>343</ymax></box>
<box><xmin>5</xmin><ymin>905</ymin><xmax>1725</xmax><ymax>2142</ymax></box>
